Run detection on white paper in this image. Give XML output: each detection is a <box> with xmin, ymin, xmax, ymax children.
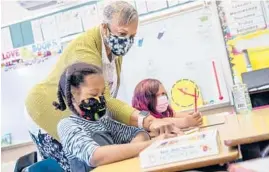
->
<box><xmin>1</xmin><ymin>27</ymin><xmax>13</xmax><ymax>52</ymax></box>
<box><xmin>79</xmin><ymin>4</ymin><xmax>100</xmax><ymax>30</ymax></box>
<box><xmin>233</xmin><ymin>33</ymin><xmax>269</xmax><ymax>51</ymax></box>
<box><xmin>135</xmin><ymin>0</ymin><xmax>148</xmax><ymax>14</ymax></box>
<box><xmin>146</xmin><ymin>0</ymin><xmax>167</xmax><ymax>12</ymax></box>
<box><xmin>140</xmin><ymin>130</ymin><xmax>219</xmax><ymax>169</ymax></box>
<box><xmin>55</xmin><ymin>12</ymin><xmax>67</xmax><ymax>38</ymax></box>
<box><xmin>56</xmin><ymin>9</ymin><xmax>83</xmax><ymax>38</ymax></box>
<box><xmin>67</xmin><ymin>9</ymin><xmax>84</xmax><ymax>36</ymax></box>
<box><xmin>229</xmin><ymin>20</ymin><xmax>266</xmax><ymax>36</ymax></box>
<box><xmin>220</xmin><ymin>1</ymin><xmax>267</xmax><ymax>37</ymax></box>
<box><xmin>40</xmin><ymin>16</ymin><xmax>59</xmax><ymax>41</ymax></box>
<box><xmin>220</xmin><ymin>1</ymin><xmax>262</xmax><ymax>21</ymax></box>
<box><xmin>263</xmin><ymin>0</ymin><xmax>269</xmax><ymax>26</ymax></box>
<box><xmin>167</xmin><ymin>0</ymin><xmax>178</xmax><ymax>7</ymax></box>
<box><xmin>31</xmin><ymin>19</ymin><xmax>43</xmax><ymax>43</ymax></box>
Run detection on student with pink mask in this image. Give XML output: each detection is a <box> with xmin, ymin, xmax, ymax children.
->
<box><xmin>132</xmin><ymin>79</ymin><xmax>203</xmax><ymax>130</ymax></box>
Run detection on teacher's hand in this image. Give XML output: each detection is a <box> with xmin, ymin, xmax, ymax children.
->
<box><xmin>148</xmin><ymin>118</ymin><xmax>183</xmax><ymax>137</ymax></box>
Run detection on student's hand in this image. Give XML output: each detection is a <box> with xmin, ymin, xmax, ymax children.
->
<box><xmin>185</xmin><ymin>112</ymin><xmax>203</xmax><ymax>127</ymax></box>
<box><xmin>151</xmin><ymin>133</ymin><xmax>177</xmax><ymax>142</ymax></box>
<box><xmin>174</xmin><ymin>111</ymin><xmax>189</xmax><ymax>118</ymax></box>
<box><xmin>148</xmin><ymin>118</ymin><xmax>183</xmax><ymax>136</ymax></box>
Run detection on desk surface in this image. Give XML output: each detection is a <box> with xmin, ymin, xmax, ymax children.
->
<box><xmin>94</xmin><ymin>115</ymin><xmax>239</xmax><ymax>172</ymax></box>
<box><xmin>94</xmin><ymin>108</ymin><xmax>269</xmax><ymax>172</ymax></box>
<box><xmin>223</xmin><ymin>108</ymin><xmax>269</xmax><ymax>147</ymax></box>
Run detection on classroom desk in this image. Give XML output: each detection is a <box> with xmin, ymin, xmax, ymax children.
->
<box><xmin>222</xmin><ymin>108</ymin><xmax>269</xmax><ymax>147</ymax></box>
<box><xmin>93</xmin><ymin>120</ymin><xmax>239</xmax><ymax>172</ymax></box>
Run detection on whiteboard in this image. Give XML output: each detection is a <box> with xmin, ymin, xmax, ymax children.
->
<box><xmin>117</xmin><ymin>3</ymin><xmax>232</xmax><ymax>111</ymax></box>
<box><xmin>1</xmin><ymin>55</ymin><xmax>59</xmax><ymax>145</ymax></box>
<box><xmin>1</xmin><ymin>27</ymin><xmax>13</xmax><ymax>52</ymax></box>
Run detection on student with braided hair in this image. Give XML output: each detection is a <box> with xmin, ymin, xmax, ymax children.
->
<box><xmin>54</xmin><ymin>63</ymin><xmax>176</xmax><ymax>171</ymax></box>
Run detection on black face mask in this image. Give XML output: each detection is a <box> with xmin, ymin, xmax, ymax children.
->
<box><xmin>79</xmin><ymin>95</ymin><xmax>106</xmax><ymax>121</ymax></box>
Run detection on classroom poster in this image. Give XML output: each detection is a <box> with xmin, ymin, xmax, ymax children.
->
<box><xmin>1</xmin><ymin>27</ymin><xmax>13</xmax><ymax>52</ymax></box>
<box><xmin>1</xmin><ymin>40</ymin><xmax>62</xmax><ymax>72</ymax></box>
<box><xmin>40</xmin><ymin>15</ymin><xmax>59</xmax><ymax>41</ymax></box>
<box><xmin>31</xmin><ymin>19</ymin><xmax>44</xmax><ymax>43</ymax></box>
<box><xmin>227</xmin><ymin>30</ymin><xmax>269</xmax><ymax>81</ymax></box>
<box><xmin>264</xmin><ymin>0</ymin><xmax>269</xmax><ymax>26</ymax></box>
<box><xmin>80</xmin><ymin>4</ymin><xmax>99</xmax><ymax>30</ymax></box>
<box><xmin>217</xmin><ymin>1</ymin><xmax>269</xmax><ymax>82</ymax></box>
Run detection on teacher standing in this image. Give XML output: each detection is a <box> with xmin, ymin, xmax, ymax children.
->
<box><xmin>25</xmin><ymin>2</ymin><xmax>178</xmax><ymax>167</ymax></box>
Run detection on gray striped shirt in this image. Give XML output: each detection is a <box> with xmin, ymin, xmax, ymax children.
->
<box><xmin>57</xmin><ymin>115</ymin><xmax>146</xmax><ymax>167</ymax></box>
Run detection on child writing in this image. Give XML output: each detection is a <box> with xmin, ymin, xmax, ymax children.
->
<box><xmin>132</xmin><ymin>79</ymin><xmax>203</xmax><ymax>130</ymax></box>
<box><xmin>54</xmin><ymin>63</ymin><xmax>176</xmax><ymax>171</ymax></box>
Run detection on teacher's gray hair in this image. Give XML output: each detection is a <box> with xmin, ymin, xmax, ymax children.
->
<box><xmin>103</xmin><ymin>1</ymin><xmax>138</xmax><ymax>25</ymax></box>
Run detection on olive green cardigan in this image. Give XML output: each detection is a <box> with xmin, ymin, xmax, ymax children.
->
<box><xmin>25</xmin><ymin>26</ymin><xmax>135</xmax><ymax>140</ymax></box>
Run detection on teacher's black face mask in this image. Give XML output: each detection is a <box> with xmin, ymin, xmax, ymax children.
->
<box><xmin>79</xmin><ymin>95</ymin><xmax>106</xmax><ymax>121</ymax></box>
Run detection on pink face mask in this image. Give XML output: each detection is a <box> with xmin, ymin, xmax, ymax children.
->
<box><xmin>155</xmin><ymin>95</ymin><xmax>169</xmax><ymax>113</ymax></box>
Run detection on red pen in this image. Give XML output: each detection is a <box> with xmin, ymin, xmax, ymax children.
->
<box><xmin>194</xmin><ymin>88</ymin><xmax>197</xmax><ymax>113</ymax></box>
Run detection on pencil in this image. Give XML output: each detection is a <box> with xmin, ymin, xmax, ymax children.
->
<box><xmin>194</xmin><ymin>88</ymin><xmax>197</xmax><ymax>112</ymax></box>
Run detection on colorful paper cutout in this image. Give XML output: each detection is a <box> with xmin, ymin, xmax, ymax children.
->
<box><xmin>1</xmin><ymin>40</ymin><xmax>62</xmax><ymax>72</ymax></box>
<box><xmin>138</xmin><ymin>38</ymin><xmax>144</xmax><ymax>47</ymax></box>
<box><xmin>157</xmin><ymin>32</ymin><xmax>165</xmax><ymax>39</ymax></box>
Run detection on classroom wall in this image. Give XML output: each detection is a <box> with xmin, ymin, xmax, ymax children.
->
<box><xmin>1</xmin><ymin>1</ymin><xmax>80</xmax><ymax>26</ymax></box>
<box><xmin>1</xmin><ymin>1</ymin><xmax>40</xmax><ymax>26</ymax></box>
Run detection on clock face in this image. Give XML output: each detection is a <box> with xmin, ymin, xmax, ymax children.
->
<box><xmin>171</xmin><ymin>79</ymin><xmax>203</xmax><ymax>111</ymax></box>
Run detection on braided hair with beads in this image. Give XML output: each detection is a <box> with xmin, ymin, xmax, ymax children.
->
<box><xmin>52</xmin><ymin>62</ymin><xmax>103</xmax><ymax>116</ymax></box>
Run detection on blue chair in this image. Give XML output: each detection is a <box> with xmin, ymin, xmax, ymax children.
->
<box><xmin>26</xmin><ymin>158</ymin><xmax>64</xmax><ymax>172</ymax></box>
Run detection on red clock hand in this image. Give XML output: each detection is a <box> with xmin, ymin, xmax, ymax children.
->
<box><xmin>178</xmin><ymin>88</ymin><xmax>196</xmax><ymax>97</ymax></box>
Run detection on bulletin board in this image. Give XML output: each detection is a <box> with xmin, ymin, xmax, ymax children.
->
<box><xmin>217</xmin><ymin>0</ymin><xmax>269</xmax><ymax>82</ymax></box>
<box><xmin>117</xmin><ymin>1</ymin><xmax>232</xmax><ymax>112</ymax></box>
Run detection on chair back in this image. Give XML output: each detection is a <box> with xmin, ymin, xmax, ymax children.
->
<box><xmin>14</xmin><ymin>152</ymin><xmax>37</xmax><ymax>172</ymax></box>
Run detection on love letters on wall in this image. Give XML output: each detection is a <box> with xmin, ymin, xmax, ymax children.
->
<box><xmin>1</xmin><ymin>40</ymin><xmax>62</xmax><ymax>72</ymax></box>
